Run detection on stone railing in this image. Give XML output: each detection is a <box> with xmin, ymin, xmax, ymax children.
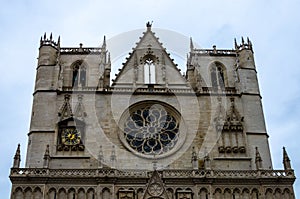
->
<box><xmin>60</xmin><ymin>47</ymin><xmax>102</xmax><ymax>54</ymax></box>
<box><xmin>201</xmin><ymin>87</ymin><xmax>237</xmax><ymax>95</ymax></box>
<box><xmin>62</xmin><ymin>86</ymin><xmax>195</xmax><ymax>94</ymax></box>
<box><xmin>62</xmin><ymin>86</ymin><xmax>239</xmax><ymax>95</ymax></box>
<box><xmin>10</xmin><ymin>168</ymin><xmax>295</xmax><ymax>179</ymax></box>
<box><xmin>192</xmin><ymin>49</ymin><xmax>236</xmax><ymax>56</ymax></box>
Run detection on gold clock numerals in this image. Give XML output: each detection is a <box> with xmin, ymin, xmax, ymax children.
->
<box><xmin>62</xmin><ymin>128</ymin><xmax>81</xmax><ymax>145</ymax></box>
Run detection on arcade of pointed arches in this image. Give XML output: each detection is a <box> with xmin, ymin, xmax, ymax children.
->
<box><xmin>10</xmin><ymin>186</ymin><xmax>294</xmax><ymax>199</ymax></box>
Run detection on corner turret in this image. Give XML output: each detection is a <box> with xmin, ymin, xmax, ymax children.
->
<box><xmin>38</xmin><ymin>33</ymin><xmax>59</xmax><ymax>66</ymax></box>
<box><xmin>35</xmin><ymin>33</ymin><xmax>60</xmax><ymax>91</ymax></box>
<box><xmin>235</xmin><ymin>37</ymin><xmax>260</xmax><ymax>94</ymax></box>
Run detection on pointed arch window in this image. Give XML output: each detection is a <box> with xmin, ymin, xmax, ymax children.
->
<box><xmin>72</xmin><ymin>61</ymin><xmax>86</xmax><ymax>87</ymax></box>
<box><xmin>210</xmin><ymin>62</ymin><xmax>225</xmax><ymax>88</ymax></box>
<box><xmin>144</xmin><ymin>57</ymin><xmax>156</xmax><ymax>84</ymax></box>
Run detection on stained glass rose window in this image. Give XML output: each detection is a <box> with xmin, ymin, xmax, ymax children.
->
<box><xmin>121</xmin><ymin>102</ymin><xmax>180</xmax><ymax>156</ymax></box>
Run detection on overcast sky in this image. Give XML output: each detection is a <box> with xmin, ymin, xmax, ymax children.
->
<box><xmin>1</xmin><ymin>0</ymin><xmax>299</xmax><ymax>197</ymax></box>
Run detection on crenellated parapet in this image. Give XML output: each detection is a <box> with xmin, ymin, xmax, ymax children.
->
<box><xmin>40</xmin><ymin>33</ymin><xmax>60</xmax><ymax>49</ymax></box>
<box><xmin>235</xmin><ymin>37</ymin><xmax>253</xmax><ymax>52</ymax></box>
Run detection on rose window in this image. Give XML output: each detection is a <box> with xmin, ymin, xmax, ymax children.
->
<box><xmin>122</xmin><ymin>103</ymin><xmax>180</xmax><ymax>156</ymax></box>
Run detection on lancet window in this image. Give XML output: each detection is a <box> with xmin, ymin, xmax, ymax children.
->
<box><xmin>72</xmin><ymin>60</ymin><xmax>87</xmax><ymax>87</ymax></box>
<box><xmin>144</xmin><ymin>57</ymin><xmax>156</xmax><ymax>84</ymax></box>
<box><xmin>210</xmin><ymin>62</ymin><xmax>225</xmax><ymax>88</ymax></box>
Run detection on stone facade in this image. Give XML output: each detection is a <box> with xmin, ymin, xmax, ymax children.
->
<box><xmin>10</xmin><ymin>24</ymin><xmax>295</xmax><ymax>199</ymax></box>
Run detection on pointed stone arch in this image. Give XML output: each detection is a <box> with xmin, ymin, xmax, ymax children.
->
<box><xmin>251</xmin><ymin>188</ymin><xmax>259</xmax><ymax>199</ymax></box>
<box><xmin>274</xmin><ymin>188</ymin><xmax>282</xmax><ymax>199</ymax></box>
<box><xmin>78</xmin><ymin>188</ymin><xmax>86</xmax><ymax>199</ymax></box>
<box><xmin>87</xmin><ymin>188</ymin><xmax>95</xmax><ymax>199</ymax></box>
<box><xmin>24</xmin><ymin>187</ymin><xmax>32</xmax><ymax>199</ymax></box>
<box><xmin>166</xmin><ymin>188</ymin><xmax>174</xmax><ymax>199</ymax></box>
<box><xmin>33</xmin><ymin>187</ymin><xmax>43</xmax><ymax>199</ymax></box>
<box><xmin>14</xmin><ymin>187</ymin><xmax>23</xmax><ymax>199</ymax></box>
<box><xmin>283</xmin><ymin>188</ymin><xmax>292</xmax><ymax>199</ymax></box>
<box><xmin>233</xmin><ymin>188</ymin><xmax>241</xmax><ymax>199</ymax></box>
<box><xmin>199</xmin><ymin>188</ymin><xmax>208</xmax><ymax>199</ymax></box>
<box><xmin>102</xmin><ymin>187</ymin><xmax>111</xmax><ymax>199</ymax></box>
<box><xmin>68</xmin><ymin>188</ymin><xmax>76</xmax><ymax>199</ymax></box>
<box><xmin>137</xmin><ymin>188</ymin><xmax>144</xmax><ymax>199</ymax></box>
<box><xmin>48</xmin><ymin>188</ymin><xmax>57</xmax><ymax>199</ymax></box>
<box><xmin>241</xmin><ymin>188</ymin><xmax>250</xmax><ymax>199</ymax></box>
<box><xmin>224</xmin><ymin>188</ymin><xmax>231</xmax><ymax>199</ymax></box>
<box><xmin>265</xmin><ymin>188</ymin><xmax>273</xmax><ymax>199</ymax></box>
<box><xmin>213</xmin><ymin>188</ymin><xmax>222</xmax><ymax>199</ymax></box>
<box><xmin>58</xmin><ymin>188</ymin><xmax>67</xmax><ymax>199</ymax></box>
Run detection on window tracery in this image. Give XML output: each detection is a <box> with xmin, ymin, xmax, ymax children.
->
<box><xmin>144</xmin><ymin>57</ymin><xmax>156</xmax><ymax>84</ymax></box>
<box><xmin>72</xmin><ymin>60</ymin><xmax>87</xmax><ymax>87</ymax></box>
<box><xmin>120</xmin><ymin>101</ymin><xmax>183</xmax><ymax>158</ymax></box>
<box><xmin>210</xmin><ymin>62</ymin><xmax>225</xmax><ymax>88</ymax></box>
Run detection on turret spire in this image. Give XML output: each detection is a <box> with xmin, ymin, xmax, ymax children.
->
<box><xmin>283</xmin><ymin>147</ymin><xmax>292</xmax><ymax>170</ymax></box>
<box><xmin>190</xmin><ymin>37</ymin><xmax>194</xmax><ymax>51</ymax></box>
<box><xmin>13</xmin><ymin>144</ymin><xmax>21</xmax><ymax>168</ymax></box>
<box><xmin>234</xmin><ymin>38</ymin><xmax>238</xmax><ymax>50</ymax></box>
<box><xmin>57</xmin><ymin>36</ymin><xmax>61</xmax><ymax>49</ymax></box>
<box><xmin>102</xmin><ymin>35</ymin><xmax>106</xmax><ymax>49</ymax></box>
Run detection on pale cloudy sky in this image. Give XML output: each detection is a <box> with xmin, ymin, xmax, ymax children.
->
<box><xmin>1</xmin><ymin>0</ymin><xmax>299</xmax><ymax>197</ymax></box>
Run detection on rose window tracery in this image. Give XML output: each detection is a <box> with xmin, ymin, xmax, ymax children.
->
<box><xmin>122</xmin><ymin>103</ymin><xmax>180</xmax><ymax>156</ymax></box>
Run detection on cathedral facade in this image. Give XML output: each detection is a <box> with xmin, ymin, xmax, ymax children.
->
<box><xmin>10</xmin><ymin>24</ymin><xmax>295</xmax><ymax>199</ymax></box>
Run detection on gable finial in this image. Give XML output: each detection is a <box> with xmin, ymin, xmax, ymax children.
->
<box><xmin>13</xmin><ymin>144</ymin><xmax>21</xmax><ymax>168</ymax></box>
<box><xmin>146</xmin><ymin>21</ymin><xmax>153</xmax><ymax>31</ymax></box>
<box><xmin>283</xmin><ymin>146</ymin><xmax>292</xmax><ymax>170</ymax></box>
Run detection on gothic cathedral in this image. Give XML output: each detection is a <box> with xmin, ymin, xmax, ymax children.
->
<box><xmin>10</xmin><ymin>24</ymin><xmax>295</xmax><ymax>199</ymax></box>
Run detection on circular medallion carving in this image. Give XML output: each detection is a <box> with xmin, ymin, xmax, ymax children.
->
<box><xmin>148</xmin><ymin>183</ymin><xmax>163</xmax><ymax>196</ymax></box>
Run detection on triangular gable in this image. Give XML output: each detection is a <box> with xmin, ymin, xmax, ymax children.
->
<box><xmin>112</xmin><ymin>24</ymin><xmax>188</xmax><ymax>89</ymax></box>
<box><xmin>74</xmin><ymin>94</ymin><xmax>87</xmax><ymax>120</ymax></box>
<box><xmin>143</xmin><ymin>170</ymin><xmax>169</xmax><ymax>199</ymax></box>
<box><xmin>58</xmin><ymin>94</ymin><xmax>73</xmax><ymax>121</ymax></box>
<box><xmin>58</xmin><ymin>94</ymin><xmax>87</xmax><ymax>122</ymax></box>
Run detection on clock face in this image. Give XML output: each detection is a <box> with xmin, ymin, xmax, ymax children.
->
<box><xmin>62</xmin><ymin>128</ymin><xmax>81</xmax><ymax>145</ymax></box>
